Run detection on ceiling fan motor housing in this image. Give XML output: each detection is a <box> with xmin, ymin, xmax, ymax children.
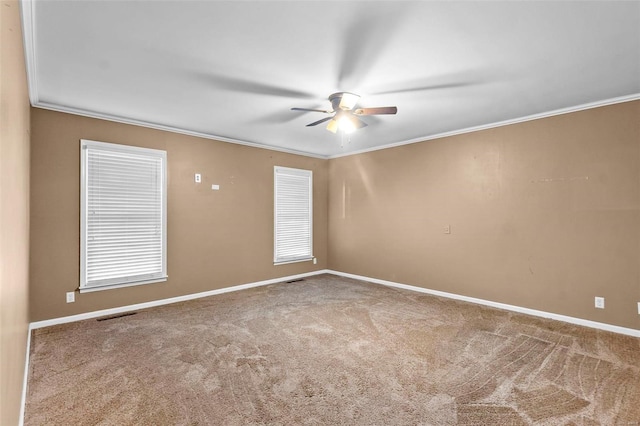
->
<box><xmin>329</xmin><ymin>92</ymin><xmax>359</xmax><ymax>111</ymax></box>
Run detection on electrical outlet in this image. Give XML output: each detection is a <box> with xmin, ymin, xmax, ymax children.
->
<box><xmin>195</xmin><ymin>173</ymin><xmax>201</xmax><ymax>183</ymax></box>
<box><xmin>66</xmin><ymin>292</ymin><xmax>75</xmax><ymax>303</ymax></box>
<box><xmin>637</xmin><ymin>302</ymin><xmax>640</xmax><ymax>315</ymax></box>
<box><xmin>594</xmin><ymin>296</ymin><xmax>605</xmax><ymax>309</ymax></box>
<box><xmin>444</xmin><ymin>225</ymin><xmax>451</xmax><ymax>234</ymax></box>
<box><xmin>313</xmin><ymin>257</ymin><xmax>317</xmax><ymax>265</ymax></box>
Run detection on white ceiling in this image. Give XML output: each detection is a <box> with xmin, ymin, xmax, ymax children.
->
<box><xmin>22</xmin><ymin>1</ymin><xmax>640</xmax><ymax>158</ymax></box>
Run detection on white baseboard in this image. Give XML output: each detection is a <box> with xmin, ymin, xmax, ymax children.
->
<box><xmin>328</xmin><ymin>270</ymin><xmax>640</xmax><ymax>338</ymax></box>
<box><xmin>20</xmin><ymin>269</ymin><xmax>329</xmax><ymax>426</ymax></box>
<box><xmin>29</xmin><ymin>269</ymin><xmax>330</xmax><ymax>330</ymax></box>
<box><xmin>18</xmin><ymin>324</ymin><xmax>31</xmax><ymax>426</ymax></box>
<box><xmin>19</xmin><ymin>268</ymin><xmax>638</xmax><ymax>425</ymax></box>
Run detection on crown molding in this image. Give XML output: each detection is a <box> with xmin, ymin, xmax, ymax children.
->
<box><xmin>34</xmin><ymin>94</ymin><xmax>638</xmax><ymax>161</ymax></box>
<box><xmin>33</xmin><ymin>102</ymin><xmax>329</xmax><ymax>160</ymax></box>
<box><xmin>19</xmin><ymin>0</ymin><xmax>38</xmax><ymax>105</ymax></box>
<box><xmin>34</xmin><ymin>102</ymin><xmax>328</xmax><ymax>159</ymax></box>
<box><xmin>328</xmin><ymin>94</ymin><xmax>640</xmax><ymax>159</ymax></box>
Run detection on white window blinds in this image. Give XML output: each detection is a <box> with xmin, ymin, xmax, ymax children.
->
<box><xmin>80</xmin><ymin>140</ymin><xmax>167</xmax><ymax>292</ymax></box>
<box><xmin>274</xmin><ymin>166</ymin><xmax>313</xmax><ymax>264</ymax></box>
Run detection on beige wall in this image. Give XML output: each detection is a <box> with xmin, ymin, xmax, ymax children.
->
<box><xmin>30</xmin><ymin>109</ymin><xmax>328</xmax><ymax>321</ymax></box>
<box><xmin>30</xmin><ymin>101</ymin><xmax>640</xmax><ymax>330</ymax></box>
<box><xmin>0</xmin><ymin>0</ymin><xmax>31</xmax><ymax>424</ymax></box>
<box><xmin>329</xmin><ymin>101</ymin><xmax>640</xmax><ymax>330</ymax></box>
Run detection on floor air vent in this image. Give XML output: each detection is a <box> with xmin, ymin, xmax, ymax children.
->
<box><xmin>97</xmin><ymin>312</ymin><xmax>137</xmax><ymax>321</ymax></box>
<box><xmin>285</xmin><ymin>278</ymin><xmax>305</xmax><ymax>283</ymax></box>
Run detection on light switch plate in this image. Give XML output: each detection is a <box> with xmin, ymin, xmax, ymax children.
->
<box><xmin>66</xmin><ymin>292</ymin><xmax>75</xmax><ymax>303</ymax></box>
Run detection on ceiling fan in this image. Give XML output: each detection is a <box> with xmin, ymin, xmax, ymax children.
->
<box><xmin>292</xmin><ymin>92</ymin><xmax>397</xmax><ymax>134</ymax></box>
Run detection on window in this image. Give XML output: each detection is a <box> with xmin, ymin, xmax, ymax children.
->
<box><xmin>80</xmin><ymin>140</ymin><xmax>167</xmax><ymax>292</ymax></box>
<box><xmin>274</xmin><ymin>166</ymin><xmax>313</xmax><ymax>264</ymax></box>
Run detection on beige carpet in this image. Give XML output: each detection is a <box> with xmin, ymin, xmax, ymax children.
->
<box><xmin>25</xmin><ymin>274</ymin><xmax>640</xmax><ymax>425</ymax></box>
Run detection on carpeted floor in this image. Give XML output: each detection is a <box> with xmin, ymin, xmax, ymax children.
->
<box><xmin>25</xmin><ymin>274</ymin><xmax>640</xmax><ymax>425</ymax></box>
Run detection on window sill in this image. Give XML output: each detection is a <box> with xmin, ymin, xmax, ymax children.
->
<box><xmin>274</xmin><ymin>257</ymin><xmax>314</xmax><ymax>266</ymax></box>
<box><xmin>79</xmin><ymin>276</ymin><xmax>168</xmax><ymax>293</ymax></box>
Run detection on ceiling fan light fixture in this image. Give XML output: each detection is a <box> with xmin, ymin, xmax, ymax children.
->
<box><xmin>326</xmin><ymin>119</ymin><xmax>339</xmax><ymax>133</ymax></box>
<box><xmin>325</xmin><ymin>112</ymin><xmax>364</xmax><ymax>134</ymax></box>
<box><xmin>338</xmin><ymin>92</ymin><xmax>360</xmax><ymax>110</ymax></box>
<box><xmin>338</xmin><ymin>115</ymin><xmax>357</xmax><ymax>134</ymax></box>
